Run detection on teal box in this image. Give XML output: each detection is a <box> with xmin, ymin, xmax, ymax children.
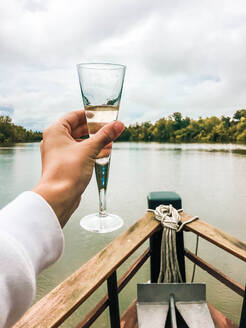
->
<box><xmin>147</xmin><ymin>191</ymin><xmax>182</xmax><ymax>210</ymax></box>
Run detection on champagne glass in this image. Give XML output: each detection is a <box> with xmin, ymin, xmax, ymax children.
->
<box><xmin>77</xmin><ymin>63</ymin><xmax>126</xmax><ymax>233</ymax></box>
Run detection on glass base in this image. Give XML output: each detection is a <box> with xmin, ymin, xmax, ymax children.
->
<box><xmin>80</xmin><ymin>212</ymin><xmax>123</xmax><ymax>233</ymax></box>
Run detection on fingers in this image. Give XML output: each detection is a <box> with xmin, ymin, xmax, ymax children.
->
<box><xmin>57</xmin><ymin>110</ymin><xmax>87</xmax><ymax>134</ymax></box>
<box><xmin>96</xmin><ymin>142</ymin><xmax>112</xmax><ymax>158</ymax></box>
<box><xmin>43</xmin><ymin>110</ymin><xmax>87</xmax><ymax>140</ymax></box>
<box><xmin>71</xmin><ymin>124</ymin><xmax>89</xmax><ymax>139</ymax></box>
<box><xmin>86</xmin><ymin>121</ymin><xmax>124</xmax><ymax>155</ymax></box>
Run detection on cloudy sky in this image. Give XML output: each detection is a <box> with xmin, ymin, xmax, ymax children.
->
<box><xmin>1</xmin><ymin>0</ymin><xmax>246</xmax><ymax>130</ymax></box>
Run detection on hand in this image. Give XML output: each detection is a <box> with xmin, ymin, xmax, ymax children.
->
<box><xmin>33</xmin><ymin>110</ymin><xmax>124</xmax><ymax>227</ymax></box>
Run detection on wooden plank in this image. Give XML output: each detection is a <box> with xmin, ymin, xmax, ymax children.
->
<box><xmin>117</xmin><ymin>249</ymin><xmax>150</xmax><ymax>294</ymax></box>
<box><xmin>120</xmin><ymin>300</ymin><xmax>138</xmax><ymax>328</ymax></box>
<box><xmin>14</xmin><ymin>213</ymin><xmax>159</xmax><ymax>328</ymax></box>
<box><xmin>185</xmin><ymin>248</ymin><xmax>245</xmax><ymax>297</ymax></box>
<box><xmin>180</xmin><ymin>212</ymin><xmax>246</xmax><ymax>262</ymax></box>
<box><xmin>76</xmin><ymin>249</ymin><xmax>150</xmax><ymax>328</ymax></box>
<box><xmin>120</xmin><ymin>300</ymin><xmax>238</xmax><ymax>328</ymax></box>
<box><xmin>76</xmin><ymin>294</ymin><xmax>108</xmax><ymax>328</ymax></box>
<box><xmin>208</xmin><ymin>304</ymin><xmax>238</xmax><ymax>328</ymax></box>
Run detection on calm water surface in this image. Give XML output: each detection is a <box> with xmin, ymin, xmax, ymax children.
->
<box><xmin>0</xmin><ymin>142</ymin><xmax>246</xmax><ymax>327</ymax></box>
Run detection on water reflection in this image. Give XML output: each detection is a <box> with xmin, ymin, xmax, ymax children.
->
<box><xmin>114</xmin><ymin>142</ymin><xmax>246</xmax><ymax>155</ymax></box>
<box><xmin>0</xmin><ymin>148</ymin><xmax>16</xmax><ymax>155</ymax></box>
<box><xmin>231</xmin><ymin>149</ymin><xmax>246</xmax><ymax>155</ymax></box>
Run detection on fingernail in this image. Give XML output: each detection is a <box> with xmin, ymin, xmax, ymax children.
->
<box><xmin>113</xmin><ymin>121</ymin><xmax>125</xmax><ymax>135</ymax></box>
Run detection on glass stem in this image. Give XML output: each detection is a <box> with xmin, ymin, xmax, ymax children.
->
<box><xmin>98</xmin><ymin>188</ymin><xmax>107</xmax><ymax>216</ymax></box>
<box><xmin>95</xmin><ymin>161</ymin><xmax>110</xmax><ymax>217</ymax></box>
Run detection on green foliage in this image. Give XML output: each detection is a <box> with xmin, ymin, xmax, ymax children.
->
<box><xmin>233</xmin><ymin>109</ymin><xmax>246</xmax><ymax>121</ymax></box>
<box><xmin>0</xmin><ymin>116</ymin><xmax>42</xmax><ymax>144</ymax></box>
<box><xmin>117</xmin><ymin>110</ymin><xmax>246</xmax><ymax>144</ymax></box>
<box><xmin>1</xmin><ymin>110</ymin><xmax>245</xmax><ymax>144</ymax></box>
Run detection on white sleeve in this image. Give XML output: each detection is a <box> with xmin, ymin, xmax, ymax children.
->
<box><xmin>0</xmin><ymin>191</ymin><xmax>64</xmax><ymax>328</ymax></box>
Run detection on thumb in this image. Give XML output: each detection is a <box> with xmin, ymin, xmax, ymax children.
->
<box><xmin>86</xmin><ymin>120</ymin><xmax>124</xmax><ymax>153</ymax></box>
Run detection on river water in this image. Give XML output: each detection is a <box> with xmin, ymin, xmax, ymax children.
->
<box><xmin>0</xmin><ymin>142</ymin><xmax>246</xmax><ymax>327</ymax></box>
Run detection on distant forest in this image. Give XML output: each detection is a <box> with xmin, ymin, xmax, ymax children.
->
<box><xmin>1</xmin><ymin>109</ymin><xmax>246</xmax><ymax>144</ymax></box>
<box><xmin>0</xmin><ymin>116</ymin><xmax>42</xmax><ymax>143</ymax></box>
<box><xmin>117</xmin><ymin>109</ymin><xmax>246</xmax><ymax>143</ymax></box>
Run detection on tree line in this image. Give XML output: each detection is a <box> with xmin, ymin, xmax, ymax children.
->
<box><xmin>1</xmin><ymin>109</ymin><xmax>246</xmax><ymax>144</ymax></box>
<box><xmin>117</xmin><ymin>109</ymin><xmax>246</xmax><ymax>143</ymax></box>
<box><xmin>0</xmin><ymin>116</ymin><xmax>42</xmax><ymax>143</ymax></box>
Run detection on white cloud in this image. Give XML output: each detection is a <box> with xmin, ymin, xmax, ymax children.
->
<box><xmin>1</xmin><ymin>0</ymin><xmax>246</xmax><ymax>130</ymax></box>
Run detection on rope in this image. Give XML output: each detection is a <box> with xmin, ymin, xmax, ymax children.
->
<box><xmin>148</xmin><ymin>205</ymin><xmax>198</xmax><ymax>283</ymax></box>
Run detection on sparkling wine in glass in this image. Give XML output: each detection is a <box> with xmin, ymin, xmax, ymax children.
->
<box><xmin>77</xmin><ymin>63</ymin><xmax>126</xmax><ymax>233</ymax></box>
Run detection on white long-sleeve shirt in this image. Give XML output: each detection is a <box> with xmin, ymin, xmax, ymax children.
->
<box><xmin>0</xmin><ymin>191</ymin><xmax>64</xmax><ymax>328</ymax></box>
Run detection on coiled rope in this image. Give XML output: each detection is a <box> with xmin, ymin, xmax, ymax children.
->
<box><xmin>148</xmin><ymin>205</ymin><xmax>198</xmax><ymax>283</ymax></box>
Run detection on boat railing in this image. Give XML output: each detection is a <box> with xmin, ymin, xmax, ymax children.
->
<box><xmin>14</xmin><ymin>210</ymin><xmax>246</xmax><ymax>328</ymax></box>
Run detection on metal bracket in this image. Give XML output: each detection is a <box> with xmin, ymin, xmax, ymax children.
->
<box><xmin>137</xmin><ymin>283</ymin><xmax>215</xmax><ymax>328</ymax></box>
